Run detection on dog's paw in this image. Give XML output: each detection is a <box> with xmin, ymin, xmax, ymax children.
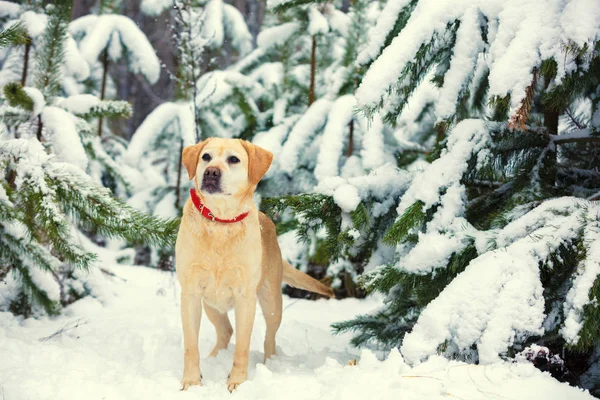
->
<box><xmin>226</xmin><ymin>369</ymin><xmax>246</xmax><ymax>392</ymax></box>
<box><xmin>180</xmin><ymin>374</ymin><xmax>203</xmax><ymax>391</ymax></box>
<box><xmin>227</xmin><ymin>381</ymin><xmax>242</xmax><ymax>392</ymax></box>
<box><xmin>209</xmin><ymin>346</ymin><xmax>223</xmax><ymax>357</ymax></box>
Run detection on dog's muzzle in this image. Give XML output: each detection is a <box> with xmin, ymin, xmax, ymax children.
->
<box><xmin>201</xmin><ymin>167</ymin><xmax>222</xmax><ymax>194</ymax></box>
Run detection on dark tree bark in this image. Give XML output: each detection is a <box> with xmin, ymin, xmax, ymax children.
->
<box><xmin>308</xmin><ymin>36</ymin><xmax>317</xmax><ymax>106</ymax></box>
<box><xmin>72</xmin><ymin>0</ymin><xmax>95</xmax><ymax>20</ymax></box>
<box><xmin>175</xmin><ymin>138</ymin><xmax>184</xmax><ymax>208</ymax></box>
<box><xmin>97</xmin><ymin>49</ymin><xmax>109</xmax><ymax>136</ymax></box>
<box><xmin>346</xmin><ymin>119</ymin><xmax>354</xmax><ymax>157</ymax></box>
<box><xmin>20</xmin><ymin>40</ymin><xmax>31</xmax><ymax>86</ymax></box>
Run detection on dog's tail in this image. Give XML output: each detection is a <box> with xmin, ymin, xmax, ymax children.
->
<box><xmin>282</xmin><ymin>260</ymin><xmax>335</xmax><ymax>298</ymax></box>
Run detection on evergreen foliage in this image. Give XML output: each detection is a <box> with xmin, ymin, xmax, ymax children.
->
<box><xmin>0</xmin><ymin>22</ymin><xmax>29</xmax><ymax>48</ymax></box>
<box><xmin>262</xmin><ymin>0</ymin><xmax>600</xmax><ymax>392</ymax></box>
<box><xmin>0</xmin><ymin>0</ymin><xmax>177</xmax><ymax>316</ymax></box>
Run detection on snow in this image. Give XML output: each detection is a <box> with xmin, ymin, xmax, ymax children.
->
<box><xmin>19</xmin><ymin>11</ymin><xmax>47</xmax><ymax>38</ymax></box>
<box><xmin>279</xmin><ymin>99</ymin><xmax>333</xmax><ymax>174</ymax></box>
<box><xmin>277</xmin><ymin>229</ymin><xmax>309</xmax><ymax>268</ymax></box>
<box><xmin>359</xmin><ymin>113</ymin><xmax>386</xmax><ymax>170</ymax></box>
<box><xmin>315</xmin><ymin>95</ymin><xmax>356</xmax><ymax>182</ymax></box>
<box><xmin>333</xmin><ymin>183</ymin><xmax>361</xmax><ymax>213</ymax></box>
<box><xmin>561</xmin><ymin>0</ymin><xmax>600</xmax><ymax>45</ymax></box>
<box><xmin>23</xmin><ymin>87</ymin><xmax>46</xmax><ymax>116</ymax></box>
<box><xmin>0</xmin><ymin>264</ymin><xmax>593</xmax><ymax>400</ymax></box>
<box><xmin>69</xmin><ymin>14</ymin><xmax>97</xmax><ymax>38</ymax></box>
<box><xmin>435</xmin><ymin>8</ymin><xmax>482</xmax><ymax>120</ymax></box>
<box><xmin>356</xmin><ymin>0</ymin><xmax>413</xmax><ymax>66</ymax></box>
<box><xmin>356</xmin><ymin>0</ymin><xmax>600</xmax><ymax>117</ymax></box>
<box><xmin>41</xmin><ymin>107</ymin><xmax>88</xmax><ymax>170</ymax></box>
<box><xmin>307</xmin><ymin>7</ymin><xmax>329</xmax><ymax>36</ymax></box>
<box><xmin>401</xmin><ymin>197</ymin><xmax>586</xmax><ymax>365</ymax></box>
<box><xmin>75</xmin><ymin>15</ymin><xmax>161</xmax><ymax>84</ymax></box>
<box><xmin>154</xmin><ymin>191</ymin><xmax>179</xmax><ymax>219</ymax></box>
<box><xmin>223</xmin><ymin>4</ymin><xmax>253</xmax><ymax>56</ymax></box>
<box><xmin>126</xmin><ymin>102</ymin><xmax>196</xmax><ymax>163</ymax></box>
<box><xmin>265</xmin><ymin>0</ymin><xmax>292</xmax><ymax>10</ymax></box>
<box><xmin>0</xmin><ymin>1</ymin><xmax>20</xmax><ymax>18</ymax></box>
<box><xmin>203</xmin><ymin>0</ymin><xmax>225</xmax><ymax>48</ymax></box>
<box><xmin>196</xmin><ymin>70</ymin><xmax>255</xmax><ymax>107</ymax></box>
<box><xmin>55</xmin><ymin>94</ymin><xmax>101</xmax><ymax>115</ymax></box>
<box><xmin>252</xmin><ymin>118</ymin><xmax>298</xmax><ymax>176</ymax></box>
<box><xmin>256</xmin><ymin>22</ymin><xmax>301</xmax><ymax>50</ymax></box>
<box><xmin>562</xmin><ymin>206</ymin><xmax>600</xmax><ymax>343</ymax></box>
<box><xmin>396</xmin><ymin>119</ymin><xmax>490</xmax><ymax>216</ymax></box>
<box><xmin>64</xmin><ymin>35</ymin><xmax>91</xmax><ymax>82</ymax></box>
<box><xmin>322</xmin><ymin>6</ymin><xmax>350</xmax><ymax>36</ymax></box>
<box><xmin>140</xmin><ymin>0</ymin><xmax>172</xmax><ymax>16</ymax></box>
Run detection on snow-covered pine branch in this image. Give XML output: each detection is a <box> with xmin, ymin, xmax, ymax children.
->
<box><xmin>71</xmin><ymin>14</ymin><xmax>160</xmax><ymax>85</ymax></box>
<box><xmin>356</xmin><ymin>0</ymin><xmax>600</xmax><ymax>124</ymax></box>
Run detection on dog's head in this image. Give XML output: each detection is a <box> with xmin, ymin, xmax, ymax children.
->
<box><xmin>182</xmin><ymin>138</ymin><xmax>273</xmax><ymax>198</ymax></box>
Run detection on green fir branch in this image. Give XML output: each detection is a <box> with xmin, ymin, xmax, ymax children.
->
<box><xmin>48</xmin><ymin>166</ymin><xmax>178</xmax><ymax>248</ymax></box>
<box><xmin>3</xmin><ymin>82</ymin><xmax>34</xmax><ymax>111</ymax></box>
<box><xmin>0</xmin><ymin>22</ymin><xmax>30</xmax><ymax>48</ymax></box>
<box><xmin>74</xmin><ymin>101</ymin><xmax>133</xmax><ymax>120</ymax></box>
<box><xmin>271</xmin><ymin>0</ymin><xmax>329</xmax><ymax>13</ymax></box>
<box><xmin>382</xmin><ymin>200</ymin><xmax>425</xmax><ymax>245</ymax></box>
<box><xmin>34</xmin><ymin>0</ymin><xmax>72</xmax><ymax>98</ymax></box>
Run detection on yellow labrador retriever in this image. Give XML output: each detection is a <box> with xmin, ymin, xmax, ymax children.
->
<box><xmin>176</xmin><ymin>138</ymin><xmax>334</xmax><ymax>391</ymax></box>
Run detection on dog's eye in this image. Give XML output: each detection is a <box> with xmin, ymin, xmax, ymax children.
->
<box><xmin>228</xmin><ymin>156</ymin><xmax>240</xmax><ymax>164</ymax></box>
<box><xmin>202</xmin><ymin>153</ymin><xmax>211</xmax><ymax>162</ymax></box>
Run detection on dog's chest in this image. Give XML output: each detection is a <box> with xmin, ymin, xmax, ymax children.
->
<box><xmin>193</xmin><ymin>264</ymin><xmax>245</xmax><ymax>312</ymax></box>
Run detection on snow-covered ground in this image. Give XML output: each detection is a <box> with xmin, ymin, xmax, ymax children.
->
<box><xmin>0</xmin><ymin>264</ymin><xmax>594</xmax><ymax>400</ymax></box>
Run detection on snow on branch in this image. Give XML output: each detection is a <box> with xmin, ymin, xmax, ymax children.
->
<box><xmin>140</xmin><ymin>0</ymin><xmax>172</xmax><ymax>16</ymax></box>
<box><xmin>316</xmin><ymin>162</ymin><xmax>413</xmax><ymax>215</ymax></box>
<box><xmin>222</xmin><ymin>4</ymin><xmax>253</xmax><ymax>56</ymax></box>
<box><xmin>400</xmin><ymin>197</ymin><xmax>593</xmax><ymax>364</ymax></box>
<box><xmin>126</xmin><ymin>102</ymin><xmax>196</xmax><ymax>163</ymax></box>
<box><xmin>279</xmin><ymin>98</ymin><xmax>333</xmax><ymax>174</ymax></box>
<box><xmin>56</xmin><ymin>95</ymin><xmax>132</xmax><ymax>119</ymax></box>
<box><xmin>315</xmin><ymin>95</ymin><xmax>356</xmax><ymax>182</ymax></box>
<box><xmin>256</xmin><ymin>22</ymin><xmax>301</xmax><ymax>50</ymax></box>
<box><xmin>75</xmin><ymin>15</ymin><xmax>160</xmax><ymax>84</ymax></box>
<box><xmin>357</xmin><ymin>0</ymin><xmax>600</xmax><ymax>119</ymax></box>
<box><xmin>396</xmin><ymin>119</ymin><xmax>492</xmax><ymax>216</ymax></box>
<box><xmin>41</xmin><ymin>106</ymin><xmax>87</xmax><ymax>170</ymax></box>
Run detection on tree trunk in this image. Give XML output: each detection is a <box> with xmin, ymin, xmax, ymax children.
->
<box><xmin>544</xmin><ymin>109</ymin><xmax>559</xmax><ymax>189</ymax></box>
<box><xmin>544</xmin><ymin>110</ymin><xmax>559</xmax><ymax>135</ymax></box>
<box><xmin>97</xmin><ymin>49</ymin><xmax>109</xmax><ymax>136</ymax></box>
<box><xmin>175</xmin><ymin>138</ymin><xmax>184</xmax><ymax>208</ymax></box>
<box><xmin>308</xmin><ymin>35</ymin><xmax>317</xmax><ymax>106</ymax></box>
<box><xmin>36</xmin><ymin>115</ymin><xmax>43</xmax><ymax>141</ymax></box>
<box><xmin>435</xmin><ymin>122</ymin><xmax>446</xmax><ymax>144</ymax></box>
<box><xmin>346</xmin><ymin>119</ymin><xmax>354</xmax><ymax>157</ymax></box>
<box><xmin>21</xmin><ymin>40</ymin><xmax>31</xmax><ymax>86</ymax></box>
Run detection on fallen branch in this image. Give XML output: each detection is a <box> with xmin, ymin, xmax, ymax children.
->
<box><xmin>38</xmin><ymin>318</ymin><xmax>88</xmax><ymax>342</ymax></box>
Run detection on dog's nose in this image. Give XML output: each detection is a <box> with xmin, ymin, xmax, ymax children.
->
<box><xmin>204</xmin><ymin>167</ymin><xmax>221</xmax><ymax>178</ymax></box>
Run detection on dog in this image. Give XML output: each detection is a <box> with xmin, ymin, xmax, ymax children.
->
<box><xmin>176</xmin><ymin>137</ymin><xmax>334</xmax><ymax>391</ymax></box>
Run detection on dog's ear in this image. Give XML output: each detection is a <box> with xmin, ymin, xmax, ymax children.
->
<box><xmin>182</xmin><ymin>139</ymin><xmax>211</xmax><ymax>180</ymax></box>
<box><xmin>240</xmin><ymin>140</ymin><xmax>273</xmax><ymax>185</ymax></box>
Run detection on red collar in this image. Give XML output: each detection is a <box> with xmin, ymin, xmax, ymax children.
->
<box><xmin>189</xmin><ymin>188</ymin><xmax>249</xmax><ymax>223</ymax></box>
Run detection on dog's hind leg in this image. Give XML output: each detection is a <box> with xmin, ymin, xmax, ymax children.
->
<box><xmin>258</xmin><ymin>280</ymin><xmax>282</xmax><ymax>362</ymax></box>
<box><xmin>203</xmin><ymin>300</ymin><xmax>233</xmax><ymax>357</ymax></box>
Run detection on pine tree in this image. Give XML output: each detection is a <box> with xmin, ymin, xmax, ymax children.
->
<box><xmin>69</xmin><ymin>1</ymin><xmax>161</xmax><ymax>136</ymax></box>
<box><xmin>141</xmin><ymin>0</ymin><xmax>253</xmax><ymax>69</ymax></box>
<box><xmin>0</xmin><ymin>0</ymin><xmax>177</xmax><ymax>317</ymax></box>
<box><xmin>265</xmin><ymin>0</ymin><xmax>600</xmax><ymax>392</ymax></box>
<box><xmin>248</xmin><ymin>0</ymin><xmax>406</xmax><ymax>295</ymax></box>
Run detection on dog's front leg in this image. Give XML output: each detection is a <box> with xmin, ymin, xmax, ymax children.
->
<box><xmin>180</xmin><ymin>291</ymin><xmax>203</xmax><ymax>390</ymax></box>
<box><xmin>227</xmin><ymin>292</ymin><xmax>257</xmax><ymax>392</ymax></box>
